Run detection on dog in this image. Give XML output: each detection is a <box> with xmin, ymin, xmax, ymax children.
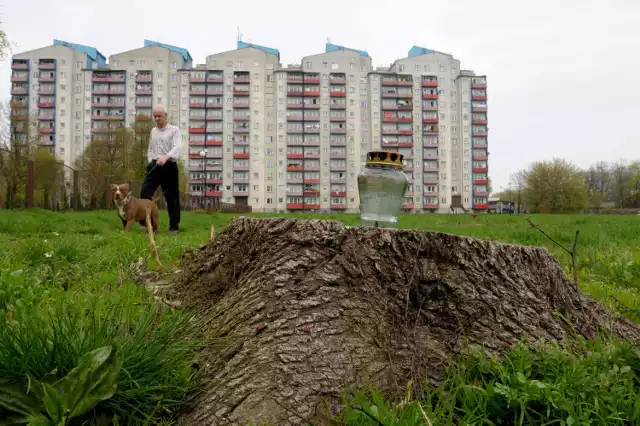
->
<box><xmin>110</xmin><ymin>183</ymin><xmax>160</xmax><ymax>232</ymax></box>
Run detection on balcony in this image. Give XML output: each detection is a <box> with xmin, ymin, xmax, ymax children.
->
<box><xmin>402</xmin><ymin>203</ymin><xmax>415</xmax><ymax>209</ymax></box>
<box><xmin>11</xmin><ymin>61</ymin><xmax>28</xmax><ymax>70</ymax></box>
<box><xmin>303</xmin><ymin>203</ymin><xmax>320</xmax><ymax>209</ymax></box>
<box><xmin>135</xmin><ymin>102</ymin><xmax>153</xmax><ymax>108</ymax></box>
<box><xmin>136</xmin><ymin>74</ymin><xmax>153</xmax><ymax>82</ymax></box>
<box><xmin>189</xmin><ymin>140</ymin><xmax>205</xmax><ymax>146</ymax></box>
<box><xmin>473</xmin><ymin>204</ymin><xmax>489</xmax><ymax>210</ymax></box>
<box><xmin>330</xmin><ymin>138</ymin><xmax>346</xmax><ymax>146</ymax></box>
<box><xmin>474</xmin><ymin>191</ymin><xmax>489</xmax><ymax>197</ymax></box>
<box><xmin>474</xmin><ymin>179</ymin><xmax>489</xmax><ymax>185</ymax></box>
<box><xmin>288</xmin><ymin>89</ymin><xmax>304</xmax><ymax>96</ymax></box>
<box><xmin>11</xmin><ymin>87</ymin><xmax>27</xmax><ymax>95</ymax></box>
<box><xmin>329</xmin><ymin>77</ymin><xmax>346</xmax><ymax>84</ymax></box>
<box><xmin>233</xmin><ymin>153</ymin><xmax>250</xmax><ymax>159</ymax></box>
<box><xmin>423</xmin><ymin>117</ymin><xmax>439</xmax><ymax>124</ymax></box>
<box><xmin>287</xmin><ymin>165</ymin><xmax>304</xmax><ymax>172</ymax></box>
<box><xmin>471</xmin><ymin>80</ymin><xmax>487</xmax><ymax>89</ymax></box>
<box><xmin>189</xmin><ymin>88</ymin><xmax>206</xmax><ymax>96</ymax></box>
<box><xmin>94</xmin><ymin>89</ymin><xmax>125</xmax><ymax>95</ymax></box>
<box><xmin>10</xmin><ymin>113</ymin><xmax>27</xmax><ymax>120</ymax></box>
<box><xmin>473</xmin><ymin>167</ymin><xmax>488</xmax><ymax>173</ymax></box>
<box><xmin>233</xmin><ymin>191</ymin><xmax>249</xmax><ymax>197</ymax></box>
<box><xmin>11</xmin><ymin>75</ymin><xmax>27</xmax><ymax>82</ymax></box>
<box><xmin>473</xmin><ymin>154</ymin><xmax>488</xmax><ymax>160</ymax></box>
<box><xmin>398</xmin><ymin>141</ymin><xmax>414</xmax><ymax>148</ymax></box>
<box><xmin>330</xmin><ymin>128</ymin><xmax>347</xmax><ymax>134</ymax></box>
<box><xmin>304</xmin><ymin>115</ymin><xmax>321</xmax><ymax>122</ymax></box>
<box><xmin>92</xmin><ymin>102</ymin><xmax>125</xmax><ymax>108</ymax></box>
<box><xmin>206</xmin><ymin>140</ymin><xmax>223</xmax><ymax>146</ymax></box>
<box><xmin>422</xmin><ymin>78</ymin><xmax>438</xmax><ymax>87</ymax></box>
<box><xmin>206</xmin><ymin>75</ymin><xmax>224</xmax><ymax>83</ymax></box>
<box><xmin>287</xmin><ymin>75</ymin><xmax>303</xmax><ymax>83</ymax></box>
<box><xmin>10</xmin><ymin>100</ymin><xmax>27</xmax><ymax>108</ymax></box>
<box><xmin>38</xmin><ymin>127</ymin><xmax>55</xmax><ymax>134</ymax></box>
<box><xmin>38</xmin><ymin>62</ymin><xmax>55</xmax><ymax>70</ymax></box>
<box><xmin>423</xmin><ymin>165</ymin><xmax>439</xmax><ymax>173</ymax></box>
<box><xmin>474</xmin><ymin>130</ymin><xmax>488</xmax><ymax>137</ymax></box>
<box><xmin>330</xmin><ymin>153</ymin><xmax>346</xmax><ymax>159</ymax></box>
<box><xmin>330</xmin><ymin>178</ymin><xmax>347</xmax><ymax>184</ymax></box>
<box><xmin>92</xmin><ymin>75</ymin><xmax>125</xmax><ymax>83</ymax></box>
<box><xmin>287</xmin><ymin>203</ymin><xmax>304</xmax><ymax>210</ymax></box>
<box><xmin>423</xmin><ymin>191</ymin><xmax>438</xmax><ymax>197</ymax></box>
<box><xmin>207</xmin><ymin>178</ymin><xmax>223</xmax><ymax>184</ymax></box>
<box><xmin>206</xmin><ymin>191</ymin><xmax>223</xmax><ymax>197</ymax></box>
<box><xmin>233</xmin><ymin>102</ymin><xmax>250</xmax><ymax>109</ymax></box>
<box><xmin>232</xmin><ymin>165</ymin><xmax>250</xmax><ymax>171</ymax></box>
<box><xmin>424</xmin><ymin>203</ymin><xmax>440</xmax><ymax>209</ymax></box>
<box><xmin>304</xmin><ymin>75</ymin><xmax>320</xmax><ymax>84</ymax></box>
<box><xmin>304</xmin><ymin>178</ymin><xmax>321</xmax><ymax>184</ymax></box>
<box><xmin>422</xmin><ymin>104</ymin><xmax>438</xmax><ymax>111</ymax></box>
<box><xmin>329</xmin><ymin>102</ymin><xmax>346</xmax><ymax>110</ymax></box>
<box><xmin>383</xmin><ymin>116</ymin><xmax>412</xmax><ymax>123</ymax></box>
<box><xmin>206</xmin><ymin>89</ymin><xmax>224</xmax><ymax>96</ymax></box>
<box><xmin>331</xmin><ymin>191</ymin><xmax>347</xmax><ymax>197</ymax></box>
<box><xmin>233</xmin><ymin>89</ymin><xmax>250</xmax><ymax>96</ymax></box>
<box><xmin>207</xmin><ymin>114</ymin><xmax>224</xmax><ymax>121</ymax></box>
<box><xmin>474</xmin><ymin>142</ymin><xmax>488</xmax><ymax>149</ymax></box>
<box><xmin>189</xmin><ymin>75</ymin><xmax>206</xmax><ymax>83</ymax></box>
<box><xmin>287</xmin><ymin>102</ymin><xmax>304</xmax><ymax>109</ymax></box>
<box><xmin>38</xmin><ymin>75</ymin><xmax>55</xmax><ymax>82</ymax></box>
<box><xmin>331</xmin><ymin>203</ymin><xmax>347</xmax><ymax>210</ymax></box>
<box><xmin>287</xmin><ymin>153</ymin><xmax>304</xmax><ymax>159</ymax></box>
<box><xmin>472</xmin><ymin>94</ymin><xmax>488</xmax><ymax>101</ymax></box>
<box><xmin>329</xmin><ymin>91</ymin><xmax>346</xmax><ymax>97</ymax></box>
<box><xmin>189</xmin><ymin>127</ymin><xmax>206</xmax><ymax>134</ymax></box>
<box><xmin>234</xmin><ymin>76</ymin><xmax>250</xmax><ymax>83</ymax></box>
<box><xmin>91</xmin><ymin>114</ymin><xmax>124</xmax><ymax>120</ymax></box>
<box><xmin>303</xmin><ymin>190</ymin><xmax>320</xmax><ymax>197</ymax></box>
<box><xmin>233</xmin><ymin>138</ymin><xmax>250</xmax><ymax>145</ymax></box>
<box><xmin>422</xmin><ymin>92</ymin><xmax>439</xmax><ymax>100</ymax></box>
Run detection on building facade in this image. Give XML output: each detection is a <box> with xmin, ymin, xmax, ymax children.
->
<box><xmin>9</xmin><ymin>40</ymin><xmax>489</xmax><ymax>213</ymax></box>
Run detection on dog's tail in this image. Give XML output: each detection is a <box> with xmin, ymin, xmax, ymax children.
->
<box><xmin>151</xmin><ymin>194</ymin><xmax>161</xmax><ymax>204</ymax></box>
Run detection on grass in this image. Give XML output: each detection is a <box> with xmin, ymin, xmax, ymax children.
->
<box><xmin>0</xmin><ymin>209</ymin><xmax>639</xmax><ymax>424</ymax></box>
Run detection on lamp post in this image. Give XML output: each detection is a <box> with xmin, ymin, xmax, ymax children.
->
<box><xmin>200</xmin><ymin>149</ymin><xmax>207</xmax><ymax>209</ymax></box>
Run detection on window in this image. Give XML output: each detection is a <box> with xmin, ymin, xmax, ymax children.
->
<box><xmin>331</xmin><ymin>62</ymin><xmax>339</xmax><ymax>70</ymax></box>
<box><xmin>304</xmin><ymin>61</ymin><xmax>311</xmax><ymax>69</ymax></box>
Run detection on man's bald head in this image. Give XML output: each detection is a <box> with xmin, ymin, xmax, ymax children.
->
<box><xmin>152</xmin><ymin>104</ymin><xmax>168</xmax><ymax>128</ymax></box>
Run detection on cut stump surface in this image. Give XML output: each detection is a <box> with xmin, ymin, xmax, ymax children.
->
<box><xmin>170</xmin><ymin>217</ymin><xmax>640</xmax><ymax>425</ymax></box>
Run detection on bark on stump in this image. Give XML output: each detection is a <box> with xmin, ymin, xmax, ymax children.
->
<box><xmin>171</xmin><ymin>217</ymin><xmax>640</xmax><ymax>425</ymax></box>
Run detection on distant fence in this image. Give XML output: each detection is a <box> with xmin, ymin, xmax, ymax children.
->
<box><xmin>0</xmin><ymin>159</ymin><xmax>252</xmax><ymax>214</ymax></box>
<box><xmin>584</xmin><ymin>208</ymin><xmax>640</xmax><ymax>215</ymax></box>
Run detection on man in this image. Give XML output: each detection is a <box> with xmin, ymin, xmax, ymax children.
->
<box><xmin>140</xmin><ymin>104</ymin><xmax>183</xmax><ymax>235</ymax></box>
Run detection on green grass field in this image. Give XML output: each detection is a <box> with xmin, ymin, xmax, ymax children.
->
<box><xmin>1</xmin><ymin>209</ymin><xmax>639</xmax><ymax>425</ymax></box>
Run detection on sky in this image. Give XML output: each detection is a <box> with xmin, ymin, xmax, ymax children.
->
<box><xmin>1</xmin><ymin>0</ymin><xmax>639</xmax><ymax>192</ymax></box>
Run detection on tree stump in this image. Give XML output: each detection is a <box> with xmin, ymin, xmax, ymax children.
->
<box><xmin>170</xmin><ymin>217</ymin><xmax>640</xmax><ymax>425</ymax></box>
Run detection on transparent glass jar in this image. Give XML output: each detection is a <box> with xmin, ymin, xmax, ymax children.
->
<box><xmin>357</xmin><ymin>151</ymin><xmax>409</xmax><ymax>228</ymax></box>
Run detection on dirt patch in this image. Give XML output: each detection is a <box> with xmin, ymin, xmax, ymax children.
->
<box><xmin>168</xmin><ymin>217</ymin><xmax>640</xmax><ymax>425</ymax></box>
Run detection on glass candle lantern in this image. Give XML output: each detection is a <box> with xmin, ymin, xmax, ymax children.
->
<box><xmin>357</xmin><ymin>151</ymin><xmax>409</xmax><ymax>228</ymax></box>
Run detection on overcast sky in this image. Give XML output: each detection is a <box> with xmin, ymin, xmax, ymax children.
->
<box><xmin>2</xmin><ymin>0</ymin><xmax>639</xmax><ymax>191</ymax></box>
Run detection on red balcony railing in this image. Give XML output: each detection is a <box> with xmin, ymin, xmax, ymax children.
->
<box><xmin>206</xmin><ymin>191</ymin><xmax>223</xmax><ymax>197</ymax></box>
<box><xmin>331</xmin><ymin>191</ymin><xmax>347</xmax><ymax>197</ymax></box>
<box><xmin>422</xmin><ymin>80</ymin><xmax>438</xmax><ymax>87</ymax></box>
<box><xmin>287</xmin><ymin>76</ymin><xmax>303</xmax><ymax>83</ymax></box>
<box><xmin>422</xmin><ymin>118</ymin><xmax>438</xmax><ymax>124</ymax></box>
<box><xmin>474</xmin><ymin>179</ymin><xmax>489</xmax><ymax>185</ymax></box>
<box><xmin>304</xmin><ymin>77</ymin><xmax>320</xmax><ymax>84</ymax></box>
<box><xmin>233</xmin><ymin>153</ymin><xmax>250</xmax><ymax>159</ymax></box>
<box><xmin>11</xmin><ymin>75</ymin><xmax>27</xmax><ymax>82</ymax></box>
<box><xmin>189</xmin><ymin>128</ymin><xmax>206</xmax><ymax>134</ymax></box>
<box><xmin>329</xmin><ymin>91</ymin><xmax>346</xmax><ymax>97</ymax></box>
<box><xmin>473</xmin><ymin>167</ymin><xmax>488</xmax><ymax>173</ymax></box>
<box><xmin>424</xmin><ymin>203</ymin><xmax>440</xmax><ymax>209</ymax></box>
<box><xmin>472</xmin><ymin>95</ymin><xmax>488</xmax><ymax>101</ymax></box>
<box><xmin>11</xmin><ymin>88</ymin><xmax>28</xmax><ymax>95</ymax></box>
<box><xmin>474</xmin><ymin>204</ymin><xmax>489</xmax><ymax>209</ymax></box>
<box><xmin>206</xmin><ymin>76</ymin><xmax>224</xmax><ymax>83</ymax></box>
<box><xmin>423</xmin><ymin>93</ymin><xmax>439</xmax><ymax>99</ymax></box>
<box><xmin>471</xmin><ymin>82</ymin><xmax>487</xmax><ymax>89</ymax></box>
<box><xmin>11</xmin><ymin>63</ymin><xmax>28</xmax><ymax>70</ymax></box>
<box><xmin>287</xmin><ymin>153</ymin><xmax>304</xmax><ymax>159</ymax></box>
<box><xmin>287</xmin><ymin>203</ymin><xmax>304</xmax><ymax>210</ymax></box>
<box><xmin>233</xmin><ymin>76</ymin><xmax>250</xmax><ymax>83</ymax></box>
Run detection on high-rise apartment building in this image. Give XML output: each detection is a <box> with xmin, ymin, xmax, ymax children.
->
<box><xmin>9</xmin><ymin>39</ymin><xmax>489</xmax><ymax>213</ymax></box>
<box><xmin>9</xmin><ymin>40</ymin><xmax>106</xmax><ymax>163</ymax></box>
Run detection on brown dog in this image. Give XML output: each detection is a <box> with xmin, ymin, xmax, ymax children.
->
<box><xmin>110</xmin><ymin>183</ymin><xmax>159</xmax><ymax>232</ymax></box>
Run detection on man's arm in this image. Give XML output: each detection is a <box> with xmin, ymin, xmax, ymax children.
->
<box><xmin>166</xmin><ymin>127</ymin><xmax>184</xmax><ymax>161</ymax></box>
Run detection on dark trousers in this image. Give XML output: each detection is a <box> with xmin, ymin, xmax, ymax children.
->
<box><xmin>140</xmin><ymin>160</ymin><xmax>181</xmax><ymax>231</ymax></box>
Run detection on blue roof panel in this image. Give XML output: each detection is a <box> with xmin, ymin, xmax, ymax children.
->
<box><xmin>237</xmin><ymin>41</ymin><xmax>280</xmax><ymax>60</ymax></box>
<box><xmin>144</xmin><ymin>39</ymin><xmax>193</xmax><ymax>64</ymax></box>
<box><xmin>53</xmin><ymin>39</ymin><xmax>106</xmax><ymax>66</ymax></box>
<box><xmin>325</xmin><ymin>43</ymin><xmax>369</xmax><ymax>57</ymax></box>
<box><xmin>408</xmin><ymin>46</ymin><xmax>433</xmax><ymax>57</ymax></box>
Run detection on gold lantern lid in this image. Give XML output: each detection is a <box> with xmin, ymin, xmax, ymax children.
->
<box><xmin>366</xmin><ymin>151</ymin><xmax>404</xmax><ymax>168</ymax></box>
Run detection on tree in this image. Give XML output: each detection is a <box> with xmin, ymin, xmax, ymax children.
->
<box><xmin>525</xmin><ymin>158</ymin><xmax>588</xmax><ymax>213</ymax></box>
<box><xmin>584</xmin><ymin>161</ymin><xmax>612</xmax><ymax>208</ymax></box>
<box><xmin>31</xmin><ymin>147</ymin><xmax>66</xmax><ymax>209</ymax></box>
<box><xmin>0</xmin><ymin>29</ymin><xmax>10</xmax><ymax>62</ymax></box>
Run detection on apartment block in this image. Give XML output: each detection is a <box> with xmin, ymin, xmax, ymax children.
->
<box><xmin>368</xmin><ymin>46</ymin><xmax>489</xmax><ymax>212</ymax></box>
<box><xmin>274</xmin><ymin>45</ymin><xmax>373</xmax><ymax>212</ymax></box>
<box><xmin>9</xmin><ymin>39</ymin><xmax>106</xmax><ymax>163</ymax></box>
<box><xmin>10</xmin><ymin>39</ymin><xmax>488</xmax><ymax>213</ymax></box>
<box><xmin>84</xmin><ymin>40</ymin><xmax>193</xmax><ymax>145</ymax></box>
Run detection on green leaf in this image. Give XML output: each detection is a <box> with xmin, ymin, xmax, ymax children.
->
<box><xmin>59</xmin><ymin>344</ymin><xmax>121</xmax><ymax>419</ymax></box>
<box><xmin>26</xmin><ymin>417</ymin><xmax>54</xmax><ymax>426</ymax></box>
<box><xmin>41</xmin><ymin>383</ymin><xmax>62</xmax><ymax>424</ymax></box>
<box><xmin>0</xmin><ymin>380</ymin><xmax>42</xmax><ymax>420</ymax></box>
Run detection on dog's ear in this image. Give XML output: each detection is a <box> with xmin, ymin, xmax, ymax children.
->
<box><xmin>110</xmin><ymin>184</ymin><xmax>118</xmax><ymax>190</ymax></box>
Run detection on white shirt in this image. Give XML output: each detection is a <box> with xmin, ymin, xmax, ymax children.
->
<box><xmin>147</xmin><ymin>124</ymin><xmax>183</xmax><ymax>163</ymax></box>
